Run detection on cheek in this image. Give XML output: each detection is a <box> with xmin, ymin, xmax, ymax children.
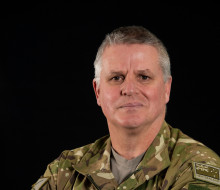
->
<box><xmin>144</xmin><ymin>85</ymin><xmax>166</xmax><ymax>104</ymax></box>
<box><xmin>157</xmin><ymin>86</ymin><xmax>168</xmax><ymax>103</ymax></box>
<box><xmin>100</xmin><ymin>87</ymin><xmax>119</xmax><ymax>110</ymax></box>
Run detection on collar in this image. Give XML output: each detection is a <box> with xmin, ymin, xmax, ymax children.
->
<box><xmin>73</xmin><ymin>121</ymin><xmax>171</xmax><ymax>188</ymax></box>
<box><xmin>73</xmin><ymin>135</ymin><xmax>112</xmax><ymax>175</ymax></box>
<box><xmin>133</xmin><ymin>121</ymin><xmax>171</xmax><ymax>185</ymax></box>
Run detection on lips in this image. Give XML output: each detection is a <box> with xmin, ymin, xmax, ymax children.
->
<box><xmin>119</xmin><ymin>102</ymin><xmax>143</xmax><ymax>108</ymax></box>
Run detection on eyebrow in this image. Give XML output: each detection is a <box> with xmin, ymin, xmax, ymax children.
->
<box><xmin>108</xmin><ymin>69</ymin><xmax>153</xmax><ymax>74</ymax></box>
<box><xmin>135</xmin><ymin>69</ymin><xmax>154</xmax><ymax>75</ymax></box>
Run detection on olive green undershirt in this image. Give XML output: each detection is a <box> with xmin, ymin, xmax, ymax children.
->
<box><xmin>110</xmin><ymin>147</ymin><xmax>145</xmax><ymax>184</ymax></box>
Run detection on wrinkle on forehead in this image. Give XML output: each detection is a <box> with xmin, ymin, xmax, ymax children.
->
<box><xmin>101</xmin><ymin>44</ymin><xmax>160</xmax><ymax>75</ymax></box>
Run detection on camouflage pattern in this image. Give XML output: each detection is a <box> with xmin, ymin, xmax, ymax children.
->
<box><xmin>32</xmin><ymin>121</ymin><xmax>220</xmax><ymax>189</ymax></box>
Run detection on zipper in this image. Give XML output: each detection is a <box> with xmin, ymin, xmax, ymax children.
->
<box><xmin>87</xmin><ymin>174</ymin><xmax>101</xmax><ymax>190</ymax></box>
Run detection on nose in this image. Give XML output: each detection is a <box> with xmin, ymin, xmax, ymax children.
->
<box><xmin>120</xmin><ymin>77</ymin><xmax>139</xmax><ymax>96</ymax></box>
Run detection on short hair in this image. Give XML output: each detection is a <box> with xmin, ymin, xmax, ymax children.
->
<box><xmin>94</xmin><ymin>25</ymin><xmax>171</xmax><ymax>86</ymax></box>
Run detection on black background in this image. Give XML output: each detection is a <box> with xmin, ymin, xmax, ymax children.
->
<box><xmin>3</xmin><ymin>3</ymin><xmax>220</xmax><ymax>189</ymax></box>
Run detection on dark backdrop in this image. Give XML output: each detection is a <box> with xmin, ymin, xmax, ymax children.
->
<box><xmin>4</xmin><ymin>3</ymin><xmax>220</xmax><ymax>189</ymax></box>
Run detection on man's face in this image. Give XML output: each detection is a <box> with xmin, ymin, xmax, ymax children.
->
<box><xmin>93</xmin><ymin>44</ymin><xmax>172</xmax><ymax>130</ymax></box>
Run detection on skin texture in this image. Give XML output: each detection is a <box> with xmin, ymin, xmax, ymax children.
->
<box><xmin>93</xmin><ymin>44</ymin><xmax>172</xmax><ymax>159</ymax></box>
<box><xmin>34</xmin><ymin>43</ymin><xmax>220</xmax><ymax>190</ymax></box>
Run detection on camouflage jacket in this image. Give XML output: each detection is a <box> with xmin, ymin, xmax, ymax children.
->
<box><xmin>32</xmin><ymin>121</ymin><xmax>220</xmax><ymax>190</ymax></box>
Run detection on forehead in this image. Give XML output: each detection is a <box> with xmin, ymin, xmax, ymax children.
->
<box><xmin>101</xmin><ymin>44</ymin><xmax>160</xmax><ymax>71</ymax></box>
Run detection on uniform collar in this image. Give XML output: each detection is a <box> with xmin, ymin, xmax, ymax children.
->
<box><xmin>73</xmin><ymin>135</ymin><xmax>112</xmax><ymax>175</ymax></box>
<box><xmin>73</xmin><ymin>121</ymin><xmax>171</xmax><ymax>188</ymax></box>
<box><xmin>133</xmin><ymin>121</ymin><xmax>171</xmax><ymax>185</ymax></box>
<box><xmin>73</xmin><ymin>135</ymin><xmax>118</xmax><ymax>188</ymax></box>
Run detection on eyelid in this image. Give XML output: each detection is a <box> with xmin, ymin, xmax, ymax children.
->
<box><xmin>137</xmin><ymin>70</ymin><xmax>153</xmax><ymax>77</ymax></box>
<box><xmin>138</xmin><ymin>74</ymin><xmax>149</xmax><ymax>78</ymax></box>
<box><xmin>137</xmin><ymin>74</ymin><xmax>152</xmax><ymax>82</ymax></box>
<box><xmin>113</xmin><ymin>75</ymin><xmax>124</xmax><ymax>80</ymax></box>
<box><xmin>109</xmin><ymin>75</ymin><xmax>125</xmax><ymax>81</ymax></box>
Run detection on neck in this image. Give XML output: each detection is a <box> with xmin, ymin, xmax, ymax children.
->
<box><xmin>109</xmin><ymin>118</ymin><xmax>164</xmax><ymax>160</ymax></box>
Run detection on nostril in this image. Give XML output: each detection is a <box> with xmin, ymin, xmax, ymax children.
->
<box><xmin>121</xmin><ymin>87</ymin><xmax>136</xmax><ymax>96</ymax></box>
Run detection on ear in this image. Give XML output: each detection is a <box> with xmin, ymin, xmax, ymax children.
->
<box><xmin>93</xmin><ymin>79</ymin><xmax>101</xmax><ymax>106</ymax></box>
<box><xmin>165</xmin><ymin>76</ymin><xmax>172</xmax><ymax>104</ymax></box>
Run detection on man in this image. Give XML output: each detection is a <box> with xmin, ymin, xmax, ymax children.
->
<box><xmin>32</xmin><ymin>26</ymin><xmax>220</xmax><ymax>190</ymax></box>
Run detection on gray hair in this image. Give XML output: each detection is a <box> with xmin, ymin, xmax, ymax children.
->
<box><xmin>94</xmin><ymin>25</ymin><xmax>171</xmax><ymax>86</ymax></box>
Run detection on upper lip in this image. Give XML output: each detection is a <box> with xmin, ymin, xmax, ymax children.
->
<box><xmin>119</xmin><ymin>102</ymin><xmax>143</xmax><ymax>108</ymax></box>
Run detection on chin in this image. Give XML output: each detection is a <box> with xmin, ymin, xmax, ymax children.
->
<box><xmin>119</xmin><ymin>114</ymin><xmax>143</xmax><ymax>124</ymax></box>
<box><xmin>118</xmin><ymin>120</ymin><xmax>144</xmax><ymax>129</ymax></box>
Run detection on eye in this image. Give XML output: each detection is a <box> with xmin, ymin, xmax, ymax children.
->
<box><xmin>139</xmin><ymin>75</ymin><xmax>149</xmax><ymax>80</ymax></box>
<box><xmin>112</xmin><ymin>76</ymin><xmax>124</xmax><ymax>81</ymax></box>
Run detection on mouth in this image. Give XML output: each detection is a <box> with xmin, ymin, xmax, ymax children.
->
<box><xmin>119</xmin><ymin>102</ymin><xmax>143</xmax><ymax>109</ymax></box>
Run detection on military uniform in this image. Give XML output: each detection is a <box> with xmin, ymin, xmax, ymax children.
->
<box><xmin>32</xmin><ymin>121</ymin><xmax>220</xmax><ymax>189</ymax></box>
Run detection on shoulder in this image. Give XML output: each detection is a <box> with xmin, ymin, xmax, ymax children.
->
<box><xmin>33</xmin><ymin>135</ymin><xmax>110</xmax><ymax>189</ymax></box>
<box><xmin>57</xmin><ymin>144</ymin><xmax>93</xmax><ymax>164</ymax></box>
<box><xmin>166</xmin><ymin>124</ymin><xmax>220</xmax><ymax>188</ymax></box>
<box><xmin>168</xmin><ymin>124</ymin><xmax>219</xmax><ymax>165</ymax></box>
<box><xmin>47</xmin><ymin>135</ymin><xmax>110</xmax><ymax>172</ymax></box>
